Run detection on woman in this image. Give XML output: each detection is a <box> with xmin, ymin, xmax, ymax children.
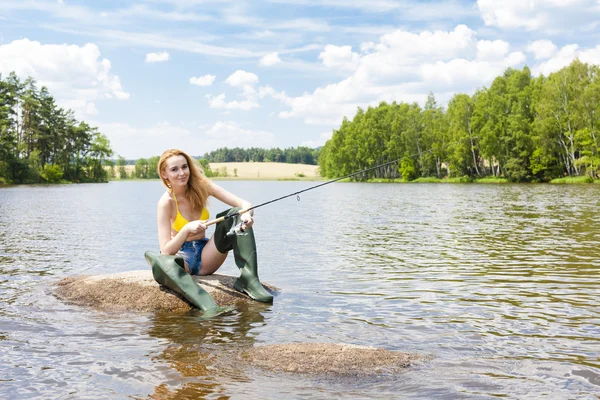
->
<box><xmin>155</xmin><ymin>149</ymin><xmax>272</xmax><ymax>303</ymax></box>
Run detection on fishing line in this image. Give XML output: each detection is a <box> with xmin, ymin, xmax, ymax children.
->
<box><xmin>213</xmin><ymin>158</ymin><xmax>404</xmax><ymax>227</ymax></box>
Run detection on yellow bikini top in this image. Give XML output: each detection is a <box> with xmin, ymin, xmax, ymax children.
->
<box><xmin>171</xmin><ymin>192</ymin><xmax>209</xmax><ymax>232</ymax></box>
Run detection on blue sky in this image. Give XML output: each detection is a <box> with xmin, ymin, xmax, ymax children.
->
<box><xmin>1</xmin><ymin>0</ymin><xmax>599</xmax><ymax>159</ymax></box>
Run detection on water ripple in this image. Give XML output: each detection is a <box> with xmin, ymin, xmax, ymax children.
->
<box><xmin>0</xmin><ymin>182</ymin><xmax>599</xmax><ymax>398</ymax></box>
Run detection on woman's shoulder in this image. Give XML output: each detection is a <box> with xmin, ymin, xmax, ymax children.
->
<box><xmin>206</xmin><ymin>180</ymin><xmax>216</xmax><ymax>195</ymax></box>
<box><xmin>157</xmin><ymin>191</ymin><xmax>174</xmax><ymax>208</ymax></box>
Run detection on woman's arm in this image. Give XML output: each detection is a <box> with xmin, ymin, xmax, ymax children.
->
<box><xmin>157</xmin><ymin>195</ymin><xmax>206</xmax><ymax>254</ymax></box>
<box><xmin>209</xmin><ymin>182</ymin><xmax>254</xmax><ymax>226</ymax></box>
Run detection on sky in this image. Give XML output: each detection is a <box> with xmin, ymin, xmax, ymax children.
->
<box><xmin>1</xmin><ymin>0</ymin><xmax>600</xmax><ymax>159</ymax></box>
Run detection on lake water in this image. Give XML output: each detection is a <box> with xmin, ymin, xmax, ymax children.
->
<box><xmin>0</xmin><ymin>181</ymin><xmax>599</xmax><ymax>399</ymax></box>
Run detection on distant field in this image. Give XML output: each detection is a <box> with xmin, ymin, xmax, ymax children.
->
<box><xmin>113</xmin><ymin>162</ymin><xmax>321</xmax><ymax>180</ymax></box>
<box><xmin>210</xmin><ymin>162</ymin><xmax>320</xmax><ymax>179</ymax></box>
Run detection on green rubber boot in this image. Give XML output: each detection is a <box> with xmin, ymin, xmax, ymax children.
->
<box><xmin>214</xmin><ymin>208</ymin><xmax>273</xmax><ymax>303</ymax></box>
<box><xmin>144</xmin><ymin>251</ymin><xmax>233</xmax><ymax>317</ymax></box>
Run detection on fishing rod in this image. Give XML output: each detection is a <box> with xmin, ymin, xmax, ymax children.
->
<box><xmin>205</xmin><ymin>135</ymin><xmax>476</xmax><ymax>235</ymax></box>
<box><xmin>204</xmin><ymin>158</ymin><xmax>403</xmax><ymax>234</ymax></box>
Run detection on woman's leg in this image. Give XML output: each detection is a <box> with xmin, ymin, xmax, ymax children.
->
<box><xmin>198</xmin><ymin>236</ymin><xmax>228</xmax><ymax>275</ymax></box>
<box><xmin>176</xmin><ymin>243</ymin><xmax>194</xmax><ymax>274</ymax></box>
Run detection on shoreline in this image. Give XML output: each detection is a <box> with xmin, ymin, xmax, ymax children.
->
<box><xmin>3</xmin><ymin>160</ymin><xmax>600</xmax><ymax>185</ymax></box>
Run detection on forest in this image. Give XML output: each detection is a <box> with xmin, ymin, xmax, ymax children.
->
<box><xmin>318</xmin><ymin>60</ymin><xmax>600</xmax><ymax>182</ymax></box>
<box><xmin>0</xmin><ymin>72</ymin><xmax>113</xmax><ymax>184</ymax></box>
<box><xmin>202</xmin><ymin>146</ymin><xmax>319</xmax><ymax>165</ymax></box>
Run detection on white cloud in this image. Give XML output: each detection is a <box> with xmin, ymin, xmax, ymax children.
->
<box><xmin>97</xmin><ymin>119</ymin><xmax>276</xmax><ymax>158</ymax></box>
<box><xmin>202</xmin><ymin>121</ymin><xmax>277</xmax><ymax>149</ymax></box>
<box><xmin>318</xmin><ymin>45</ymin><xmax>360</xmax><ymax>70</ymax></box>
<box><xmin>420</xmin><ymin>51</ymin><xmax>526</xmax><ymax>86</ymax></box>
<box><xmin>62</xmin><ymin>100</ymin><xmax>98</xmax><ymax>116</ymax></box>
<box><xmin>145</xmin><ymin>51</ymin><xmax>170</xmax><ymax>63</ymax></box>
<box><xmin>189</xmin><ymin>74</ymin><xmax>216</xmax><ymax>86</ymax></box>
<box><xmin>360</xmin><ymin>42</ymin><xmax>376</xmax><ymax>52</ymax></box>
<box><xmin>477</xmin><ymin>0</ymin><xmax>547</xmax><ymax>30</ymax></box>
<box><xmin>207</xmin><ymin>70</ymin><xmax>262</xmax><ymax>110</ymax></box>
<box><xmin>94</xmin><ymin>121</ymin><xmax>194</xmax><ymax>159</ymax></box>
<box><xmin>225</xmin><ymin>70</ymin><xmax>259</xmax><ymax>87</ymax></box>
<box><xmin>208</xmin><ymin>93</ymin><xmax>259</xmax><ymax>110</ymax></box>
<box><xmin>476</xmin><ymin>0</ymin><xmax>598</xmax><ymax>32</ymax></box>
<box><xmin>376</xmin><ymin>24</ymin><xmax>475</xmax><ymax>60</ymax></box>
<box><xmin>259</xmin><ymin>52</ymin><xmax>281</xmax><ymax>66</ymax></box>
<box><xmin>272</xmin><ymin>25</ymin><xmax>525</xmax><ymax>127</ymax></box>
<box><xmin>0</xmin><ymin>39</ymin><xmax>129</xmax><ymax>118</ymax></box>
<box><xmin>259</xmin><ymin>85</ymin><xmax>293</xmax><ymax>105</ymax></box>
<box><xmin>533</xmin><ymin>43</ymin><xmax>600</xmax><ymax>76</ymax></box>
<box><xmin>527</xmin><ymin>40</ymin><xmax>557</xmax><ymax>59</ymax></box>
<box><xmin>476</xmin><ymin>40</ymin><xmax>510</xmax><ymax>61</ymax></box>
<box><xmin>301</xmin><ymin>131</ymin><xmax>333</xmax><ymax>148</ymax></box>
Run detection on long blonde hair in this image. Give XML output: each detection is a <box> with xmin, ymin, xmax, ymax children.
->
<box><xmin>158</xmin><ymin>149</ymin><xmax>210</xmax><ymax>214</ymax></box>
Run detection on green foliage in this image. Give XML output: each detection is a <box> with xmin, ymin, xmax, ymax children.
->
<box><xmin>117</xmin><ymin>156</ymin><xmax>128</xmax><ymax>179</ymax></box>
<box><xmin>550</xmin><ymin>176</ymin><xmax>594</xmax><ymax>184</ymax></box>
<box><xmin>474</xmin><ymin>177</ymin><xmax>509</xmax><ymax>183</ymax></box>
<box><xmin>399</xmin><ymin>155</ymin><xmax>417</xmax><ymax>181</ymax></box>
<box><xmin>318</xmin><ymin>60</ymin><xmax>600</xmax><ymax>183</ymax></box>
<box><xmin>217</xmin><ymin>166</ymin><xmax>228</xmax><ymax>177</ymax></box>
<box><xmin>444</xmin><ymin>176</ymin><xmax>473</xmax><ymax>183</ymax></box>
<box><xmin>40</xmin><ymin>164</ymin><xmax>63</xmax><ymax>183</ymax></box>
<box><xmin>197</xmin><ymin>158</ymin><xmax>215</xmax><ymax>177</ymax></box>
<box><xmin>203</xmin><ymin>146</ymin><xmax>319</xmax><ymax>165</ymax></box>
<box><xmin>412</xmin><ymin>177</ymin><xmax>442</xmax><ymax>183</ymax></box>
<box><xmin>147</xmin><ymin>156</ymin><xmax>160</xmax><ymax>179</ymax></box>
<box><xmin>0</xmin><ymin>72</ymin><xmax>113</xmax><ymax>184</ymax></box>
<box><xmin>135</xmin><ymin>158</ymin><xmax>149</xmax><ymax>179</ymax></box>
<box><xmin>504</xmin><ymin>157</ymin><xmax>531</xmax><ymax>182</ymax></box>
<box><xmin>105</xmin><ymin>159</ymin><xmax>116</xmax><ymax>180</ymax></box>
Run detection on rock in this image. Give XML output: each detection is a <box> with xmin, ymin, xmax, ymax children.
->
<box><xmin>54</xmin><ymin>273</ymin><xmax>423</xmax><ymax>377</ymax></box>
<box><xmin>240</xmin><ymin>343</ymin><xmax>420</xmax><ymax>376</ymax></box>
<box><xmin>53</xmin><ymin>270</ymin><xmax>276</xmax><ymax>312</ymax></box>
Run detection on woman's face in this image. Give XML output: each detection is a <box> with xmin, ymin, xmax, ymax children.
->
<box><xmin>162</xmin><ymin>155</ymin><xmax>189</xmax><ymax>188</ymax></box>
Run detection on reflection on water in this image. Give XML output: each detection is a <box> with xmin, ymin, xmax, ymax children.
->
<box><xmin>146</xmin><ymin>303</ymin><xmax>270</xmax><ymax>399</ymax></box>
<box><xmin>0</xmin><ymin>181</ymin><xmax>599</xmax><ymax>399</ymax></box>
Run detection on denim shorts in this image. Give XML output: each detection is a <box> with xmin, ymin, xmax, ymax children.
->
<box><xmin>177</xmin><ymin>238</ymin><xmax>210</xmax><ymax>275</ymax></box>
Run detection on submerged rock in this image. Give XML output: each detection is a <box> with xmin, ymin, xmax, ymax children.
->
<box><xmin>240</xmin><ymin>343</ymin><xmax>420</xmax><ymax>376</ymax></box>
<box><xmin>53</xmin><ymin>270</ymin><xmax>276</xmax><ymax>312</ymax></box>
<box><xmin>54</xmin><ymin>273</ymin><xmax>422</xmax><ymax>377</ymax></box>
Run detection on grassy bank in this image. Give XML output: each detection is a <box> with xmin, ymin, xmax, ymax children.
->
<box><xmin>362</xmin><ymin>176</ymin><xmax>600</xmax><ymax>184</ymax></box>
<box><xmin>550</xmin><ymin>176</ymin><xmax>595</xmax><ymax>184</ymax></box>
<box><xmin>364</xmin><ymin>176</ymin><xmax>509</xmax><ymax>183</ymax></box>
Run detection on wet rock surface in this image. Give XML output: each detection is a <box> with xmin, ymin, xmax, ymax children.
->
<box><xmin>53</xmin><ymin>270</ymin><xmax>276</xmax><ymax>312</ymax></box>
<box><xmin>240</xmin><ymin>343</ymin><xmax>421</xmax><ymax>376</ymax></box>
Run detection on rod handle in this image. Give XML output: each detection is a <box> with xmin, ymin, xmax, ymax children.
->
<box><xmin>205</xmin><ymin>207</ymin><xmax>251</xmax><ymax>227</ymax></box>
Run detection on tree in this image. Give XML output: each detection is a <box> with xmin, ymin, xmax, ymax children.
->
<box><xmin>534</xmin><ymin>60</ymin><xmax>587</xmax><ymax>177</ymax></box>
<box><xmin>135</xmin><ymin>158</ymin><xmax>149</xmax><ymax>179</ymax></box>
<box><xmin>117</xmin><ymin>156</ymin><xmax>128</xmax><ymax>179</ymax></box>
<box><xmin>446</xmin><ymin>93</ymin><xmax>479</xmax><ymax>177</ymax></box>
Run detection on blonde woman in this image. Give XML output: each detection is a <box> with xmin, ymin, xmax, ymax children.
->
<box><xmin>152</xmin><ymin>149</ymin><xmax>272</xmax><ymax>304</ymax></box>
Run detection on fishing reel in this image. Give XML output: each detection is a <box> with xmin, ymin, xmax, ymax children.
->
<box><xmin>226</xmin><ymin>222</ymin><xmax>249</xmax><ymax>237</ymax></box>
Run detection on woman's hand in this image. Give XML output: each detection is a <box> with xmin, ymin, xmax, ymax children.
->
<box><xmin>240</xmin><ymin>212</ymin><xmax>253</xmax><ymax>230</ymax></box>
<box><xmin>184</xmin><ymin>220</ymin><xmax>207</xmax><ymax>236</ymax></box>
